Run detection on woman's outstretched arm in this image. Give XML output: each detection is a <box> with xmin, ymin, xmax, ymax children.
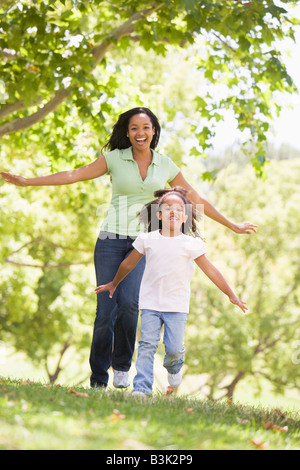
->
<box><xmin>169</xmin><ymin>171</ymin><xmax>258</xmax><ymax>235</ymax></box>
<box><xmin>0</xmin><ymin>155</ymin><xmax>108</xmax><ymax>187</ymax></box>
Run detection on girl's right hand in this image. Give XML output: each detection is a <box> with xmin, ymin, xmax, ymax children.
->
<box><xmin>0</xmin><ymin>172</ymin><xmax>28</xmax><ymax>187</ymax></box>
<box><xmin>94</xmin><ymin>282</ymin><xmax>116</xmax><ymax>299</ymax></box>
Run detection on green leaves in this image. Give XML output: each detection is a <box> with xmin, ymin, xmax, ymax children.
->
<box><xmin>0</xmin><ymin>0</ymin><xmax>299</xmax><ymax>176</ymax></box>
<box><xmin>186</xmin><ymin>158</ymin><xmax>300</xmax><ymax>399</ymax></box>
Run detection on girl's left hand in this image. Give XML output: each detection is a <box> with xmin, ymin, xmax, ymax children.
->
<box><xmin>232</xmin><ymin>222</ymin><xmax>258</xmax><ymax>234</ymax></box>
<box><xmin>229</xmin><ymin>296</ymin><xmax>248</xmax><ymax>314</ymax></box>
<box><xmin>94</xmin><ymin>282</ymin><xmax>116</xmax><ymax>298</ymax></box>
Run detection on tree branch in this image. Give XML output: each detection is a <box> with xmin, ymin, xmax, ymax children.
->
<box><xmin>92</xmin><ymin>3</ymin><xmax>164</xmax><ymax>66</ymax></box>
<box><xmin>0</xmin><ymin>3</ymin><xmax>165</xmax><ymax>138</ymax></box>
<box><xmin>4</xmin><ymin>258</ymin><xmax>91</xmax><ymax>269</ymax></box>
<box><xmin>0</xmin><ymin>101</ymin><xmax>27</xmax><ymax>120</ymax></box>
<box><xmin>4</xmin><ymin>236</ymin><xmax>92</xmax><ymax>269</ymax></box>
<box><xmin>0</xmin><ymin>97</ymin><xmax>43</xmax><ymax>120</ymax></box>
<box><xmin>211</xmin><ymin>32</ymin><xmax>237</xmax><ymax>54</ymax></box>
<box><xmin>0</xmin><ymin>88</ymin><xmax>71</xmax><ymax>137</ymax></box>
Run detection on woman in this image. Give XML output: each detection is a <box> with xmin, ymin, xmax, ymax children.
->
<box><xmin>0</xmin><ymin>107</ymin><xmax>257</xmax><ymax>389</ymax></box>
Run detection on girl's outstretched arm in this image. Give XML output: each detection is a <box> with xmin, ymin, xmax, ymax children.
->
<box><xmin>94</xmin><ymin>249</ymin><xmax>144</xmax><ymax>298</ymax></box>
<box><xmin>0</xmin><ymin>155</ymin><xmax>108</xmax><ymax>187</ymax></box>
<box><xmin>169</xmin><ymin>171</ymin><xmax>258</xmax><ymax>235</ymax></box>
<box><xmin>195</xmin><ymin>254</ymin><xmax>248</xmax><ymax>313</ymax></box>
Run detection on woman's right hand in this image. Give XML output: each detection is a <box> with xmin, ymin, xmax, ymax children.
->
<box><xmin>0</xmin><ymin>171</ymin><xmax>28</xmax><ymax>187</ymax></box>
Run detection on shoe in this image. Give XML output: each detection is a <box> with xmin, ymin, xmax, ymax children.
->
<box><xmin>168</xmin><ymin>370</ymin><xmax>182</xmax><ymax>388</ymax></box>
<box><xmin>132</xmin><ymin>390</ymin><xmax>147</xmax><ymax>398</ymax></box>
<box><xmin>113</xmin><ymin>370</ymin><xmax>130</xmax><ymax>388</ymax></box>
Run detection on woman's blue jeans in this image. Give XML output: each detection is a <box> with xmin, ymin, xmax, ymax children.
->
<box><xmin>89</xmin><ymin>232</ymin><xmax>145</xmax><ymax>388</ymax></box>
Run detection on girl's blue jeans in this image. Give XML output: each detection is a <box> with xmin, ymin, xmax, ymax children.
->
<box><xmin>89</xmin><ymin>232</ymin><xmax>145</xmax><ymax>388</ymax></box>
<box><xmin>133</xmin><ymin>309</ymin><xmax>187</xmax><ymax>395</ymax></box>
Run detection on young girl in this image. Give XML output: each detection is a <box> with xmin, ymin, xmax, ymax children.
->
<box><xmin>94</xmin><ymin>186</ymin><xmax>247</xmax><ymax>396</ymax></box>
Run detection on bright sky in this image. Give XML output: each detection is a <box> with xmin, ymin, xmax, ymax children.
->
<box><xmin>212</xmin><ymin>3</ymin><xmax>300</xmax><ymax>152</ymax></box>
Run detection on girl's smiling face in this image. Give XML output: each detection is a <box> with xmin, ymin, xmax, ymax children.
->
<box><xmin>127</xmin><ymin>113</ymin><xmax>155</xmax><ymax>151</ymax></box>
<box><xmin>157</xmin><ymin>194</ymin><xmax>188</xmax><ymax>236</ymax></box>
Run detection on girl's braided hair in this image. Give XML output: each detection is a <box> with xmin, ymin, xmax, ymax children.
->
<box><xmin>138</xmin><ymin>186</ymin><xmax>203</xmax><ymax>238</ymax></box>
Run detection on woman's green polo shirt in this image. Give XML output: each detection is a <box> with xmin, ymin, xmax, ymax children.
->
<box><xmin>101</xmin><ymin>146</ymin><xmax>180</xmax><ymax>237</ymax></box>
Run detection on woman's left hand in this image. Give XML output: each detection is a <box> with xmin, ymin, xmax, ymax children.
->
<box><xmin>232</xmin><ymin>222</ymin><xmax>258</xmax><ymax>234</ymax></box>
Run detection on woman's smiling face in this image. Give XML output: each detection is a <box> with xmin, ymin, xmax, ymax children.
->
<box><xmin>127</xmin><ymin>113</ymin><xmax>155</xmax><ymax>151</ymax></box>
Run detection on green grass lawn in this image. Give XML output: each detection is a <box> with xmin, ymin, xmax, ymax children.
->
<box><xmin>0</xmin><ymin>377</ymin><xmax>299</xmax><ymax>450</ymax></box>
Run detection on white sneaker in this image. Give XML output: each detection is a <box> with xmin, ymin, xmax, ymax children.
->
<box><xmin>168</xmin><ymin>370</ymin><xmax>182</xmax><ymax>388</ymax></box>
<box><xmin>113</xmin><ymin>370</ymin><xmax>130</xmax><ymax>388</ymax></box>
<box><xmin>132</xmin><ymin>390</ymin><xmax>147</xmax><ymax>398</ymax></box>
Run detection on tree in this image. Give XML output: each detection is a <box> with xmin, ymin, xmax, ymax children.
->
<box><xmin>0</xmin><ymin>143</ymin><xmax>108</xmax><ymax>383</ymax></box>
<box><xmin>0</xmin><ymin>0</ymin><xmax>299</xmax><ymax>176</ymax></box>
<box><xmin>184</xmin><ymin>158</ymin><xmax>300</xmax><ymax>400</ymax></box>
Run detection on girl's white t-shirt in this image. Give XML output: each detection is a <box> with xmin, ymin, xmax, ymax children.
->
<box><xmin>132</xmin><ymin>230</ymin><xmax>207</xmax><ymax>313</ymax></box>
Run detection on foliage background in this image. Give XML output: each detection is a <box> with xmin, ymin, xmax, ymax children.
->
<box><xmin>0</xmin><ymin>0</ymin><xmax>300</xmax><ymax>406</ymax></box>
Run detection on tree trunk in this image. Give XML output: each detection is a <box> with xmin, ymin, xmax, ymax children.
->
<box><xmin>46</xmin><ymin>339</ymin><xmax>71</xmax><ymax>384</ymax></box>
<box><xmin>224</xmin><ymin>371</ymin><xmax>245</xmax><ymax>400</ymax></box>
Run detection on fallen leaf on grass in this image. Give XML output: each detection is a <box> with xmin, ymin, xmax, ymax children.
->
<box><xmin>17</xmin><ymin>379</ymin><xmax>34</xmax><ymax>386</ymax></box>
<box><xmin>67</xmin><ymin>387</ymin><xmax>89</xmax><ymax>398</ymax></box>
<box><xmin>251</xmin><ymin>437</ymin><xmax>269</xmax><ymax>450</ymax></box>
<box><xmin>165</xmin><ymin>386</ymin><xmax>177</xmax><ymax>396</ymax></box>
<box><xmin>42</xmin><ymin>384</ymin><xmax>62</xmax><ymax>389</ymax></box>
<box><xmin>263</xmin><ymin>421</ymin><xmax>288</xmax><ymax>432</ymax></box>
<box><xmin>263</xmin><ymin>421</ymin><xmax>273</xmax><ymax>430</ymax></box>
<box><xmin>272</xmin><ymin>425</ymin><xmax>288</xmax><ymax>432</ymax></box>
<box><xmin>237</xmin><ymin>417</ymin><xmax>249</xmax><ymax>424</ymax></box>
<box><xmin>108</xmin><ymin>409</ymin><xmax>126</xmax><ymax>422</ymax></box>
<box><xmin>184</xmin><ymin>407</ymin><xmax>194</xmax><ymax>414</ymax></box>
